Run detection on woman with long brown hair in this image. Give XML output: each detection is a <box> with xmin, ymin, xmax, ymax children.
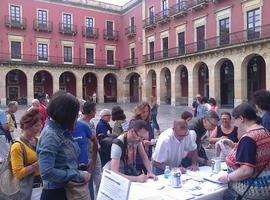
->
<box><xmin>132</xmin><ymin>102</ymin><xmax>155</xmax><ymax>174</ymax></box>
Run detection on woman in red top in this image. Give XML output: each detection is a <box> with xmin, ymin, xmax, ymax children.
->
<box><xmin>219</xmin><ymin>103</ymin><xmax>270</xmax><ymax>200</ymax></box>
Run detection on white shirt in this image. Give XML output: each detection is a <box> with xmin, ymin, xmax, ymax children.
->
<box><xmin>152</xmin><ymin>128</ymin><xmax>197</xmax><ymax>168</ymax></box>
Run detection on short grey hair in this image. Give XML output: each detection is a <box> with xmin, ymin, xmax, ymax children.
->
<box><xmin>204</xmin><ymin>111</ymin><xmax>219</xmax><ymax>121</ymax></box>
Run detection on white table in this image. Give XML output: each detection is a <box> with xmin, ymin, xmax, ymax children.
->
<box><xmin>129</xmin><ymin>166</ymin><xmax>227</xmax><ymax>200</ymax></box>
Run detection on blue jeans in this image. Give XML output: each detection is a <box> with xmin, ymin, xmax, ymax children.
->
<box><xmin>88</xmin><ymin>177</ymin><xmax>94</xmax><ymax>200</ymax></box>
<box><xmin>152</xmin><ymin>165</ymin><xmax>164</xmax><ymax>176</ymax></box>
<box><xmin>151</xmin><ymin>115</ymin><xmax>160</xmax><ymax>131</ymax></box>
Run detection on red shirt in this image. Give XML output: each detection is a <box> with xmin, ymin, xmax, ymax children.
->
<box><xmin>38</xmin><ymin>104</ymin><xmax>47</xmax><ymax>129</ymax></box>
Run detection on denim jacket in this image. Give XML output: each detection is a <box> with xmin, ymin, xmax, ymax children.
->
<box><xmin>37</xmin><ymin>119</ymin><xmax>84</xmax><ymax>189</ymax></box>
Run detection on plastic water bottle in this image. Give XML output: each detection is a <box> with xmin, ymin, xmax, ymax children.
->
<box><xmin>164</xmin><ymin>165</ymin><xmax>171</xmax><ymax>179</ymax></box>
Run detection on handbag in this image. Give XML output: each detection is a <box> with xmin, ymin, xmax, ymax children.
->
<box><xmin>0</xmin><ymin>140</ymin><xmax>35</xmax><ymax>200</ymax></box>
<box><xmin>65</xmin><ymin>181</ymin><xmax>90</xmax><ymax>200</ymax></box>
<box><xmin>59</xmin><ymin>132</ymin><xmax>90</xmax><ymax>200</ymax></box>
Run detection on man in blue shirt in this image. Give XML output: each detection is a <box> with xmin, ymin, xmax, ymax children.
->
<box><xmin>73</xmin><ymin>102</ymin><xmax>98</xmax><ymax>200</ymax></box>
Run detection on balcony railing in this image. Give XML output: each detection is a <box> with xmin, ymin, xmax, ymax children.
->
<box><xmin>143</xmin><ymin>16</ymin><xmax>156</xmax><ymax>29</ymax></box>
<box><xmin>59</xmin><ymin>23</ymin><xmax>77</xmax><ymax>36</ymax></box>
<box><xmin>125</xmin><ymin>26</ymin><xmax>136</xmax><ymax>37</ymax></box>
<box><xmin>123</xmin><ymin>58</ymin><xmax>138</xmax><ymax>67</ymax></box>
<box><xmin>170</xmin><ymin>1</ymin><xmax>188</xmax><ymax>17</ymax></box>
<box><xmin>0</xmin><ymin>53</ymin><xmax>121</xmax><ymax>68</ymax></box>
<box><xmin>103</xmin><ymin>29</ymin><xmax>119</xmax><ymax>41</ymax></box>
<box><xmin>143</xmin><ymin>24</ymin><xmax>270</xmax><ymax>63</ymax></box>
<box><xmin>82</xmin><ymin>27</ymin><xmax>99</xmax><ymax>39</ymax></box>
<box><xmin>190</xmin><ymin>0</ymin><xmax>209</xmax><ymax>11</ymax></box>
<box><xmin>5</xmin><ymin>15</ymin><xmax>27</xmax><ymax>29</ymax></box>
<box><xmin>33</xmin><ymin>20</ymin><xmax>53</xmax><ymax>32</ymax></box>
<box><xmin>155</xmin><ymin>9</ymin><xmax>170</xmax><ymax>24</ymax></box>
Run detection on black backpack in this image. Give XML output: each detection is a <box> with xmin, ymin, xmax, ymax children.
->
<box><xmin>98</xmin><ymin>134</ymin><xmax>126</xmax><ymax>167</ymax></box>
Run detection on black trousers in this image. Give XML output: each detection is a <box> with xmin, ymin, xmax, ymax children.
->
<box><xmin>40</xmin><ymin>188</ymin><xmax>67</xmax><ymax>200</ymax></box>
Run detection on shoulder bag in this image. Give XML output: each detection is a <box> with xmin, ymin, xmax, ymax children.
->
<box><xmin>0</xmin><ymin>140</ymin><xmax>35</xmax><ymax>200</ymax></box>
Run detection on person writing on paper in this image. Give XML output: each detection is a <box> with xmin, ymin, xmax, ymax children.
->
<box><xmin>219</xmin><ymin>103</ymin><xmax>270</xmax><ymax>200</ymax></box>
<box><xmin>104</xmin><ymin>120</ymin><xmax>156</xmax><ymax>183</ymax></box>
<box><xmin>152</xmin><ymin>119</ymin><xmax>198</xmax><ymax>175</ymax></box>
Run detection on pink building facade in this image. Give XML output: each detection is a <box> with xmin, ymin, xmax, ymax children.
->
<box><xmin>0</xmin><ymin>0</ymin><xmax>269</xmax><ymax>106</ymax></box>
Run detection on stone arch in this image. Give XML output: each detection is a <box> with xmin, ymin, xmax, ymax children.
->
<box><xmin>33</xmin><ymin>70</ymin><xmax>53</xmax><ymax>98</ymax></box>
<box><xmin>193</xmin><ymin>62</ymin><xmax>209</xmax><ymax>98</ymax></box>
<box><xmin>104</xmin><ymin>73</ymin><xmax>117</xmax><ymax>103</ymax></box>
<box><xmin>82</xmin><ymin>72</ymin><xmax>98</xmax><ymax>101</ymax></box>
<box><xmin>214</xmin><ymin>58</ymin><xmax>235</xmax><ymax>107</ymax></box>
<box><xmin>125</xmin><ymin>72</ymin><xmax>141</xmax><ymax>103</ymax></box>
<box><xmin>160</xmin><ymin>67</ymin><xmax>171</xmax><ymax>104</ymax></box>
<box><xmin>175</xmin><ymin>65</ymin><xmax>188</xmax><ymax>105</ymax></box>
<box><xmin>59</xmin><ymin>71</ymin><xmax>77</xmax><ymax>96</ymax></box>
<box><xmin>241</xmin><ymin>54</ymin><xmax>266</xmax><ymax>101</ymax></box>
<box><xmin>6</xmin><ymin>69</ymin><xmax>27</xmax><ymax>105</ymax></box>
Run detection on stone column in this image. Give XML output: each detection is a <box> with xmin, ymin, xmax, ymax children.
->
<box><xmin>171</xmin><ymin>71</ymin><xmax>176</xmax><ymax>106</ymax></box>
<box><xmin>26</xmin><ymin>71</ymin><xmax>34</xmax><ymax>105</ymax></box>
<box><xmin>0</xmin><ymin>70</ymin><xmax>7</xmax><ymax>106</ymax></box>
<box><xmin>117</xmin><ymin>77</ymin><xmax>125</xmax><ymax>103</ymax></box>
<box><xmin>188</xmin><ymin>67</ymin><xmax>195</xmax><ymax>107</ymax></box>
<box><xmin>156</xmin><ymin>70</ymin><xmax>161</xmax><ymax>105</ymax></box>
<box><xmin>52</xmin><ymin>71</ymin><xmax>60</xmax><ymax>94</ymax></box>
<box><xmin>232</xmin><ymin>56</ymin><xmax>246</xmax><ymax>106</ymax></box>
<box><xmin>76</xmin><ymin>73</ymin><xmax>83</xmax><ymax>99</ymax></box>
<box><xmin>97</xmin><ymin>75</ymin><xmax>104</xmax><ymax>103</ymax></box>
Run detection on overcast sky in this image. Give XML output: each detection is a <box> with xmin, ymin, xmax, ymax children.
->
<box><xmin>97</xmin><ymin>0</ymin><xmax>130</xmax><ymax>6</ymax></box>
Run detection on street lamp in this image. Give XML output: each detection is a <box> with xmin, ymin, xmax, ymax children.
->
<box><xmin>252</xmin><ymin>58</ymin><xmax>258</xmax><ymax>72</ymax></box>
<box><xmin>181</xmin><ymin>69</ymin><xmax>186</xmax><ymax>78</ymax></box>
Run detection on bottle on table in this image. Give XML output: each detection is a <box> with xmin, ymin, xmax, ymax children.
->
<box><xmin>164</xmin><ymin>165</ymin><xmax>171</xmax><ymax>179</ymax></box>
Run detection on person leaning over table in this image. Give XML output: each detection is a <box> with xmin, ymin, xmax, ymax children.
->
<box><xmin>181</xmin><ymin>111</ymin><xmax>220</xmax><ymax>168</ymax></box>
<box><xmin>10</xmin><ymin>108</ymin><xmax>43</xmax><ymax>200</ymax></box>
<box><xmin>37</xmin><ymin>91</ymin><xmax>91</xmax><ymax>200</ymax></box>
<box><xmin>104</xmin><ymin>120</ymin><xmax>157</xmax><ymax>183</ymax></box>
<box><xmin>218</xmin><ymin>103</ymin><xmax>270</xmax><ymax>200</ymax></box>
<box><xmin>152</xmin><ymin>119</ymin><xmax>199</xmax><ymax>175</ymax></box>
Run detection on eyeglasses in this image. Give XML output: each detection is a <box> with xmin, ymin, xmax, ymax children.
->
<box><xmin>134</xmin><ymin>130</ymin><xmax>145</xmax><ymax>141</ymax></box>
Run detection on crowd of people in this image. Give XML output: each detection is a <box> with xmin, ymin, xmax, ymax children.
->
<box><xmin>0</xmin><ymin>89</ymin><xmax>269</xmax><ymax>200</ymax></box>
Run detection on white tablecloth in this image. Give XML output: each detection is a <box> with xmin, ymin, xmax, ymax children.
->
<box><xmin>129</xmin><ymin>166</ymin><xmax>227</xmax><ymax>200</ymax></box>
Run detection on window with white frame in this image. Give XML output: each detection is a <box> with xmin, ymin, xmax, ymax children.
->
<box><xmin>10</xmin><ymin>5</ymin><xmax>21</xmax><ymax>22</ymax></box>
<box><xmin>38</xmin><ymin>43</ymin><xmax>48</xmax><ymax>61</ymax></box>
<box><xmin>247</xmin><ymin>8</ymin><xmax>261</xmax><ymax>40</ymax></box>
<box><xmin>11</xmin><ymin>41</ymin><xmax>21</xmax><ymax>59</ymax></box>
<box><xmin>38</xmin><ymin>9</ymin><xmax>47</xmax><ymax>25</ymax></box>
<box><xmin>63</xmin><ymin>13</ymin><xmax>72</xmax><ymax>30</ymax></box>
<box><xmin>63</xmin><ymin>46</ymin><xmax>72</xmax><ymax>63</ymax></box>
<box><xmin>107</xmin><ymin>49</ymin><xmax>114</xmax><ymax>65</ymax></box>
<box><xmin>219</xmin><ymin>17</ymin><xmax>230</xmax><ymax>45</ymax></box>
<box><xmin>86</xmin><ymin>48</ymin><xmax>94</xmax><ymax>64</ymax></box>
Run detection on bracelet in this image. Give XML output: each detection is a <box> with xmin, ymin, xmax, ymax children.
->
<box><xmin>227</xmin><ymin>174</ymin><xmax>231</xmax><ymax>183</ymax></box>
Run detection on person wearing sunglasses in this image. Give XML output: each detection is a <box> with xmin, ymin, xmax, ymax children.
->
<box><xmin>104</xmin><ymin>120</ymin><xmax>156</xmax><ymax>183</ymax></box>
<box><xmin>152</xmin><ymin>119</ymin><xmax>198</xmax><ymax>175</ymax></box>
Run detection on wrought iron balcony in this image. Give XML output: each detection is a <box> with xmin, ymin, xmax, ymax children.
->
<box><xmin>123</xmin><ymin>58</ymin><xmax>138</xmax><ymax>67</ymax></box>
<box><xmin>190</xmin><ymin>0</ymin><xmax>209</xmax><ymax>11</ymax></box>
<box><xmin>33</xmin><ymin>20</ymin><xmax>52</xmax><ymax>32</ymax></box>
<box><xmin>143</xmin><ymin>24</ymin><xmax>270</xmax><ymax>63</ymax></box>
<box><xmin>0</xmin><ymin>53</ymin><xmax>121</xmax><ymax>68</ymax></box>
<box><xmin>170</xmin><ymin>1</ymin><xmax>188</xmax><ymax>18</ymax></box>
<box><xmin>103</xmin><ymin>29</ymin><xmax>119</xmax><ymax>41</ymax></box>
<box><xmin>82</xmin><ymin>27</ymin><xmax>99</xmax><ymax>39</ymax></box>
<box><xmin>125</xmin><ymin>26</ymin><xmax>136</xmax><ymax>37</ymax></box>
<box><xmin>59</xmin><ymin>23</ymin><xmax>77</xmax><ymax>36</ymax></box>
<box><xmin>5</xmin><ymin>15</ymin><xmax>26</xmax><ymax>29</ymax></box>
<box><xmin>143</xmin><ymin>16</ymin><xmax>156</xmax><ymax>30</ymax></box>
<box><xmin>155</xmin><ymin>9</ymin><xmax>170</xmax><ymax>24</ymax></box>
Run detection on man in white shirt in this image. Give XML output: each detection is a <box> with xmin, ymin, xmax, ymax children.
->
<box><xmin>152</xmin><ymin>119</ymin><xmax>198</xmax><ymax>175</ymax></box>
